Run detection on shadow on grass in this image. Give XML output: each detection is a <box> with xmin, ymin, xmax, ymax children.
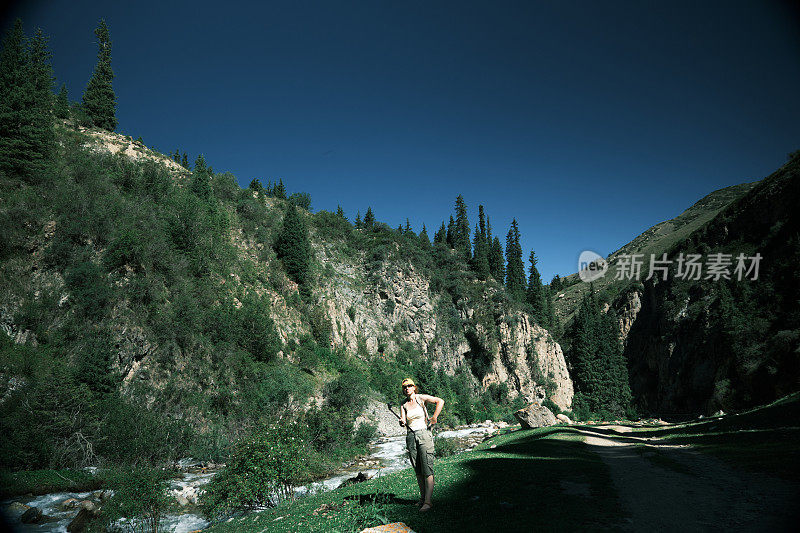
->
<box><xmin>373</xmin><ymin>428</ymin><xmax>625</xmax><ymax>533</ymax></box>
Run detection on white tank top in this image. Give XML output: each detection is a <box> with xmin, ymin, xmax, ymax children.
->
<box><xmin>405</xmin><ymin>399</ymin><xmax>428</xmax><ymax>431</ymax></box>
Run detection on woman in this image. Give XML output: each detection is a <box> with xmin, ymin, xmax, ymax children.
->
<box><xmin>398</xmin><ymin>377</ymin><xmax>444</xmax><ymax>512</ymax></box>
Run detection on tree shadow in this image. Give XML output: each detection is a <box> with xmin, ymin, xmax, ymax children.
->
<box><xmin>374</xmin><ymin>429</ymin><xmax>626</xmax><ymax>532</ymax></box>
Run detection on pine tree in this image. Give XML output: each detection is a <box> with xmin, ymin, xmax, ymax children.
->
<box><xmin>355</xmin><ymin>211</ymin><xmax>362</xmax><ymax>228</ymax></box>
<box><xmin>276</xmin><ymin>204</ymin><xmax>312</xmax><ymax>296</ymax></box>
<box><xmin>471</xmin><ymin>223</ymin><xmax>490</xmax><ymax>279</ymax></box>
<box><xmin>489</xmin><ymin>235</ymin><xmax>504</xmax><ymax>282</ymax></box>
<box><xmin>364</xmin><ymin>207</ymin><xmax>375</xmax><ymax>229</ymax></box>
<box><xmin>25</xmin><ymin>28</ymin><xmax>54</xmax><ymax>176</ymax></box>
<box><xmin>446</xmin><ymin>215</ymin><xmax>455</xmax><ymax>248</ymax></box>
<box><xmin>526</xmin><ymin>250</ymin><xmax>546</xmax><ymax>323</ymax></box>
<box><xmin>54</xmin><ymin>83</ymin><xmax>69</xmax><ymax>119</ymax></box>
<box><xmin>453</xmin><ymin>195</ymin><xmax>471</xmax><ymax>259</ymax></box>
<box><xmin>419</xmin><ymin>224</ymin><xmax>431</xmax><ymax>247</ymax></box>
<box><xmin>478</xmin><ymin>205</ymin><xmax>487</xmax><ymax>243</ymax></box>
<box><xmin>181</xmin><ymin>151</ymin><xmax>189</xmax><ymax>168</ymax></box>
<box><xmin>505</xmin><ymin>220</ymin><xmax>526</xmax><ymax>301</ymax></box>
<box><xmin>82</xmin><ymin>20</ymin><xmax>116</xmax><ymax>131</ymax></box>
<box><xmin>405</xmin><ymin>218</ymin><xmax>412</xmax><ymax>234</ymax></box>
<box><xmin>273</xmin><ymin>178</ymin><xmax>286</xmax><ymax>199</ymax></box>
<box><xmin>336</xmin><ymin>205</ymin><xmax>345</xmax><ymax>218</ymax></box>
<box><xmin>568</xmin><ymin>286</ymin><xmax>631</xmax><ymax>418</ymax></box>
<box><xmin>191</xmin><ymin>154</ymin><xmax>211</xmax><ymax>201</ymax></box>
<box><xmin>0</xmin><ymin>20</ymin><xmax>53</xmax><ymax>182</ymax></box>
<box><xmin>550</xmin><ymin>274</ymin><xmax>563</xmax><ymax>293</ymax></box>
<box><xmin>433</xmin><ymin>222</ymin><xmax>446</xmax><ymax>244</ymax></box>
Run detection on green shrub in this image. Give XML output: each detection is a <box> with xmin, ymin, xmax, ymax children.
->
<box><xmin>324</xmin><ymin>370</ymin><xmax>367</xmax><ymax>415</ymax></box>
<box><xmin>96</xmin><ymin>395</ymin><xmax>194</xmax><ymax>466</ymax></box>
<box><xmin>201</xmin><ymin>419</ymin><xmax>311</xmax><ymax>519</ymax></box>
<box><xmin>542</xmin><ymin>398</ymin><xmax>561</xmax><ymax>415</ymax></box>
<box><xmin>304</xmin><ymin>405</ymin><xmax>354</xmax><ymax>452</ymax></box>
<box><xmin>64</xmin><ymin>259</ymin><xmax>113</xmax><ymax>320</ymax></box>
<box><xmin>434</xmin><ymin>436</ymin><xmax>457</xmax><ymax>457</ymax></box>
<box><xmin>354</xmin><ymin>423</ymin><xmax>377</xmax><ymax>447</ymax></box>
<box><xmin>100</xmin><ymin>466</ymin><xmax>172</xmax><ymax>533</ymax></box>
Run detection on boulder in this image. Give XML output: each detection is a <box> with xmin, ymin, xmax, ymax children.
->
<box><xmin>20</xmin><ymin>506</ymin><xmax>43</xmax><ymax>524</ymax></box>
<box><xmin>79</xmin><ymin>500</ymin><xmax>98</xmax><ymax>513</ymax></box>
<box><xmin>339</xmin><ymin>471</ymin><xmax>370</xmax><ymax>488</ymax></box>
<box><xmin>514</xmin><ymin>403</ymin><xmax>557</xmax><ymax>429</ymax></box>
<box><xmin>359</xmin><ymin>523</ymin><xmax>417</xmax><ymax>533</ymax></box>
<box><xmin>4</xmin><ymin>502</ymin><xmax>30</xmax><ymax>519</ymax></box>
<box><xmin>61</xmin><ymin>498</ymin><xmax>80</xmax><ymax>510</ymax></box>
<box><xmin>67</xmin><ymin>508</ymin><xmax>95</xmax><ymax>533</ymax></box>
<box><xmin>556</xmin><ymin>413</ymin><xmax>573</xmax><ymax>425</ymax></box>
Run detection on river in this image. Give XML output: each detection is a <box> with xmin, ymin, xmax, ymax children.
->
<box><xmin>2</xmin><ymin>424</ymin><xmax>498</xmax><ymax>533</ymax></box>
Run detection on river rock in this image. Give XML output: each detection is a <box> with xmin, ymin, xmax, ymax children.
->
<box><xmin>67</xmin><ymin>508</ymin><xmax>94</xmax><ymax>533</ymax></box>
<box><xmin>360</xmin><ymin>523</ymin><xmax>416</xmax><ymax>533</ymax></box>
<box><xmin>556</xmin><ymin>413</ymin><xmax>573</xmax><ymax>425</ymax></box>
<box><xmin>20</xmin><ymin>506</ymin><xmax>43</xmax><ymax>524</ymax></box>
<box><xmin>339</xmin><ymin>472</ymin><xmax>371</xmax><ymax>488</ymax></box>
<box><xmin>514</xmin><ymin>403</ymin><xmax>557</xmax><ymax>429</ymax></box>
<box><xmin>60</xmin><ymin>498</ymin><xmax>80</xmax><ymax>510</ymax></box>
<box><xmin>79</xmin><ymin>500</ymin><xmax>98</xmax><ymax>513</ymax></box>
<box><xmin>4</xmin><ymin>502</ymin><xmax>29</xmax><ymax>520</ymax></box>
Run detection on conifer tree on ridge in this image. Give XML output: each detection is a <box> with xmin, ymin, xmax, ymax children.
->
<box><xmin>82</xmin><ymin>20</ymin><xmax>116</xmax><ymax>131</ymax></box>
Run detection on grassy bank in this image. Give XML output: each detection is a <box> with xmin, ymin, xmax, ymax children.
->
<box><xmin>0</xmin><ymin>469</ymin><xmax>101</xmax><ymax>498</ymax></box>
<box><xmin>207</xmin><ymin>426</ymin><xmax>625</xmax><ymax>533</ymax></box>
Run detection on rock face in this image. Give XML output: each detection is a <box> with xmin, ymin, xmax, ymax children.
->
<box><xmin>514</xmin><ymin>403</ymin><xmax>557</xmax><ymax>429</ymax></box>
<box><xmin>355</xmin><ymin>398</ymin><xmax>405</xmax><ymax>437</ymax></box>
<box><xmin>614</xmin><ymin>288</ymin><xmax>642</xmax><ymax>345</ymax></box>
<box><xmin>314</xmin><ymin>244</ymin><xmax>574</xmax><ymax>412</ymax></box>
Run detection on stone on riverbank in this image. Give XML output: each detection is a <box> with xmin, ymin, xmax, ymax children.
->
<box><xmin>360</xmin><ymin>522</ymin><xmax>416</xmax><ymax>533</ymax></box>
<box><xmin>67</xmin><ymin>508</ymin><xmax>95</xmax><ymax>532</ymax></box>
<box><xmin>20</xmin><ymin>506</ymin><xmax>43</xmax><ymax>523</ymax></box>
<box><xmin>514</xmin><ymin>403</ymin><xmax>557</xmax><ymax>429</ymax></box>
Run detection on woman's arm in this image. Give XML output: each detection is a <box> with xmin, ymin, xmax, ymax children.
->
<box><xmin>399</xmin><ymin>403</ymin><xmax>406</xmax><ymax>427</ymax></box>
<box><xmin>419</xmin><ymin>394</ymin><xmax>445</xmax><ymax>425</ymax></box>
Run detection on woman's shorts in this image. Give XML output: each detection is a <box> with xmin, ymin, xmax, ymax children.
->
<box><xmin>406</xmin><ymin>428</ymin><xmax>434</xmax><ymax>477</ymax></box>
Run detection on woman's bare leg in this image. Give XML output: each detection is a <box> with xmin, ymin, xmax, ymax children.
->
<box><xmin>419</xmin><ymin>475</ymin><xmax>434</xmax><ymax>511</ymax></box>
<box><xmin>415</xmin><ymin>471</ymin><xmax>425</xmax><ymax>503</ymax></box>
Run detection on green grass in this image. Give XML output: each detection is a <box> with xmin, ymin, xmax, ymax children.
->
<box><xmin>207</xmin><ymin>426</ymin><xmax>625</xmax><ymax>533</ymax></box>
<box><xmin>0</xmin><ymin>468</ymin><xmax>101</xmax><ymax>498</ymax></box>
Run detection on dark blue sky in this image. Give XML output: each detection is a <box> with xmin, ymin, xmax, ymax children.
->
<box><xmin>3</xmin><ymin>1</ymin><xmax>799</xmax><ymax>281</ymax></box>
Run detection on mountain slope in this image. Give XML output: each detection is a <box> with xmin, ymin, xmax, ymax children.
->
<box><xmin>620</xmin><ymin>155</ymin><xmax>800</xmax><ymax>415</ymax></box>
<box><xmin>0</xmin><ymin>124</ymin><xmax>572</xmax><ymax>470</ymax></box>
<box><xmin>553</xmin><ymin>181</ymin><xmax>758</xmax><ymax>324</ymax></box>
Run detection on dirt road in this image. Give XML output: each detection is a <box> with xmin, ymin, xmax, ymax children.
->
<box><xmin>578</xmin><ymin>425</ymin><xmax>798</xmax><ymax>532</ymax></box>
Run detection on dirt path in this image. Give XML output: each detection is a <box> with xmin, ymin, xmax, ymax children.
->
<box><xmin>578</xmin><ymin>425</ymin><xmax>798</xmax><ymax>532</ymax></box>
